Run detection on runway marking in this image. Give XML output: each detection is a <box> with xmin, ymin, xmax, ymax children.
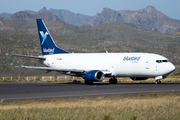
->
<box><xmin>2</xmin><ymin>89</ymin><xmax>180</xmax><ymax>101</ymax></box>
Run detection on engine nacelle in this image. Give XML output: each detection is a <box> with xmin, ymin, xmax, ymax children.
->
<box><xmin>130</xmin><ymin>77</ymin><xmax>149</xmax><ymax>80</ymax></box>
<box><xmin>83</xmin><ymin>70</ymin><xmax>105</xmax><ymax>81</ymax></box>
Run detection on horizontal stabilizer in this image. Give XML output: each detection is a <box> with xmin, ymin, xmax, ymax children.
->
<box><xmin>7</xmin><ymin>54</ymin><xmax>45</xmax><ymax>60</ymax></box>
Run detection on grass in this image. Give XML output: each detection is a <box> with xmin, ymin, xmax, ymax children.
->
<box><xmin>1</xmin><ymin>75</ymin><xmax>180</xmax><ymax>84</ymax></box>
<box><xmin>0</xmin><ymin>93</ymin><xmax>180</xmax><ymax>119</ymax></box>
<box><xmin>0</xmin><ymin>76</ymin><xmax>84</xmax><ymax>83</ymax></box>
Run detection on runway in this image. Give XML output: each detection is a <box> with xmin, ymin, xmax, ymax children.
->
<box><xmin>0</xmin><ymin>82</ymin><xmax>180</xmax><ymax>102</ymax></box>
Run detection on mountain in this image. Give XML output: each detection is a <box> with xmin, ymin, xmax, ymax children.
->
<box><xmin>119</xmin><ymin>6</ymin><xmax>180</xmax><ymax>33</ymax></box>
<box><xmin>9</xmin><ymin>11</ymin><xmax>60</xmax><ymax>25</ymax></box>
<box><xmin>48</xmin><ymin>8</ymin><xmax>94</xmax><ymax>25</ymax></box>
<box><xmin>3</xmin><ymin>6</ymin><xmax>180</xmax><ymax>33</ymax></box>
<box><xmin>25</xmin><ymin>7</ymin><xmax>94</xmax><ymax>26</ymax></box>
<box><xmin>33</xmin><ymin>7</ymin><xmax>93</xmax><ymax>26</ymax></box>
<box><xmin>1</xmin><ymin>21</ymin><xmax>180</xmax><ymax>76</ymax></box>
<box><xmin>87</xmin><ymin>7</ymin><xmax>159</xmax><ymax>32</ymax></box>
<box><xmin>87</xmin><ymin>21</ymin><xmax>158</xmax><ymax>41</ymax></box>
<box><xmin>0</xmin><ymin>19</ymin><xmax>36</xmax><ymax>32</ymax></box>
<box><xmin>38</xmin><ymin>7</ymin><xmax>48</xmax><ymax>13</ymax></box>
<box><xmin>25</xmin><ymin>10</ymin><xmax>37</xmax><ymax>14</ymax></box>
<box><xmin>177</xmin><ymin>28</ymin><xmax>180</xmax><ymax>32</ymax></box>
<box><xmin>0</xmin><ymin>13</ymin><xmax>82</xmax><ymax>34</ymax></box>
<box><xmin>88</xmin><ymin>8</ymin><xmax>124</xmax><ymax>27</ymax></box>
<box><xmin>0</xmin><ymin>16</ymin><xmax>3</xmax><ymax>21</ymax></box>
<box><xmin>123</xmin><ymin>23</ymin><xmax>158</xmax><ymax>32</ymax></box>
<box><xmin>88</xmin><ymin>6</ymin><xmax>180</xmax><ymax>33</ymax></box>
<box><xmin>0</xmin><ymin>13</ymin><xmax>11</xmax><ymax>19</ymax></box>
<box><xmin>45</xmin><ymin>20</ymin><xmax>82</xmax><ymax>34</ymax></box>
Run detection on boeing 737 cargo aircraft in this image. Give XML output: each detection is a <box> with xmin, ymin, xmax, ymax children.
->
<box><xmin>11</xmin><ymin>19</ymin><xmax>175</xmax><ymax>84</ymax></box>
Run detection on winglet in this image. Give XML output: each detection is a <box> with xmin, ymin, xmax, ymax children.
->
<box><xmin>36</xmin><ymin>19</ymin><xmax>69</xmax><ymax>55</ymax></box>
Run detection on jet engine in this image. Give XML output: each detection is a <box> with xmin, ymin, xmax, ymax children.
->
<box><xmin>83</xmin><ymin>70</ymin><xmax>105</xmax><ymax>81</ymax></box>
<box><xmin>130</xmin><ymin>77</ymin><xmax>149</xmax><ymax>80</ymax></box>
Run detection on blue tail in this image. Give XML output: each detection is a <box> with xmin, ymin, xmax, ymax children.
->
<box><xmin>36</xmin><ymin>19</ymin><xmax>69</xmax><ymax>55</ymax></box>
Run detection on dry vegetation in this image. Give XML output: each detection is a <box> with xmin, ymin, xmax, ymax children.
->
<box><xmin>0</xmin><ymin>75</ymin><xmax>180</xmax><ymax>119</ymax></box>
<box><xmin>0</xmin><ymin>93</ymin><xmax>180</xmax><ymax>120</ymax></box>
<box><xmin>0</xmin><ymin>74</ymin><xmax>180</xmax><ymax>84</ymax></box>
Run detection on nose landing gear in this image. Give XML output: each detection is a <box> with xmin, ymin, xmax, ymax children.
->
<box><xmin>155</xmin><ymin>76</ymin><xmax>164</xmax><ymax>85</ymax></box>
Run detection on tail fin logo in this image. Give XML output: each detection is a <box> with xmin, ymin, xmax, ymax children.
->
<box><xmin>40</xmin><ymin>31</ymin><xmax>49</xmax><ymax>45</ymax></box>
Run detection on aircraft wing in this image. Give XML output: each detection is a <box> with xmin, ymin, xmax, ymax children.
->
<box><xmin>17</xmin><ymin>66</ymin><xmax>84</xmax><ymax>73</ymax></box>
<box><xmin>16</xmin><ymin>66</ymin><xmax>112</xmax><ymax>77</ymax></box>
<box><xmin>16</xmin><ymin>66</ymin><xmax>85</xmax><ymax>76</ymax></box>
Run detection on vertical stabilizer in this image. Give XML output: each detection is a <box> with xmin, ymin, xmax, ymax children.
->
<box><xmin>36</xmin><ymin>19</ymin><xmax>69</xmax><ymax>55</ymax></box>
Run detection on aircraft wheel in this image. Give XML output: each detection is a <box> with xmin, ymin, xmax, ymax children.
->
<box><xmin>155</xmin><ymin>80</ymin><xmax>161</xmax><ymax>85</ymax></box>
<box><xmin>156</xmin><ymin>80</ymin><xmax>158</xmax><ymax>85</ymax></box>
<box><xmin>159</xmin><ymin>80</ymin><xmax>161</xmax><ymax>84</ymax></box>
<box><xmin>109</xmin><ymin>77</ymin><xmax>117</xmax><ymax>84</ymax></box>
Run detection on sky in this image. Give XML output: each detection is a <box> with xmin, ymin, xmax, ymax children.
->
<box><xmin>0</xmin><ymin>0</ymin><xmax>180</xmax><ymax>20</ymax></box>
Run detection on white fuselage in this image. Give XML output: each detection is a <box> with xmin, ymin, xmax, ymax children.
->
<box><xmin>41</xmin><ymin>53</ymin><xmax>175</xmax><ymax>78</ymax></box>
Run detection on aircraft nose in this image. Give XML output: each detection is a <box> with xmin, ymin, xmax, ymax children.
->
<box><xmin>169</xmin><ymin>63</ymin><xmax>176</xmax><ymax>73</ymax></box>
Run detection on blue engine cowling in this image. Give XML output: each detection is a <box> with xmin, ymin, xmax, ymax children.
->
<box><xmin>130</xmin><ymin>77</ymin><xmax>149</xmax><ymax>80</ymax></box>
<box><xmin>83</xmin><ymin>70</ymin><xmax>105</xmax><ymax>81</ymax></box>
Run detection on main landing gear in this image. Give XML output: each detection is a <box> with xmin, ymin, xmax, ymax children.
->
<box><xmin>109</xmin><ymin>77</ymin><xmax>117</xmax><ymax>84</ymax></box>
<box><xmin>155</xmin><ymin>80</ymin><xmax>161</xmax><ymax>85</ymax></box>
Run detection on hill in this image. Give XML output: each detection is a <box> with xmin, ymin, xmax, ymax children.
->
<box><xmin>8</xmin><ymin>8</ymin><xmax>94</xmax><ymax>26</ymax></box>
<box><xmin>87</xmin><ymin>7</ymin><xmax>159</xmax><ymax>32</ymax></box>
<box><xmin>0</xmin><ymin>13</ymin><xmax>11</xmax><ymax>19</ymax></box>
<box><xmin>45</xmin><ymin>21</ymin><xmax>82</xmax><ymax>34</ymax></box>
<box><xmin>177</xmin><ymin>28</ymin><xmax>180</xmax><ymax>32</ymax></box>
<box><xmin>0</xmin><ymin>18</ymin><xmax>82</xmax><ymax>34</ymax></box>
<box><xmin>87</xmin><ymin>6</ymin><xmax>180</xmax><ymax>33</ymax></box>
<box><xmin>1</xmin><ymin>20</ymin><xmax>180</xmax><ymax>76</ymax></box>
<box><xmin>25</xmin><ymin>7</ymin><xmax>94</xmax><ymax>26</ymax></box>
<box><xmin>0</xmin><ymin>16</ymin><xmax>3</xmax><ymax>21</ymax></box>
<box><xmin>36</xmin><ymin>7</ymin><xmax>94</xmax><ymax>26</ymax></box>
<box><xmin>48</xmin><ymin>8</ymin><xmax>94</xmax><ymax>26</ymax></box>
<box><xmin>2</xmin><ymin>6</ymin><xmax>180</xmax><ymax>33</ymax></box>
<box><xmin>88</xmin><ymin>8</ymin><xmax>124</xmax><ymax>27</ymax></box>
<box><xmin>9</xmin><ymin>11</ymin><xmax>60</xmax><ymax>25</ymax></box>
<box><xmin>123</xmin><ymin>23</ymin><xmax>158</xmax><ymax>32</ymax></box>
<box><xmin>119</xmin><ymin>6</ymin><xmax>180</xmax><ymax>33</ymax></box>
<box><xmin>0</xmin><ymin>19</ymin><xmax>36</xmax><ymax>32</ymax></box>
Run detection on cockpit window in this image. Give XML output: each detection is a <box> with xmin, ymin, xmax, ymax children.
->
<box><xmin>162</xmin><ymin>60</ymin><xmax>169</xmax><ymax>62</ymax></box>
<box><xmin>156</xmin><ymin>60</ymin><xmax>169</xmax><ymax>63</ymax></box>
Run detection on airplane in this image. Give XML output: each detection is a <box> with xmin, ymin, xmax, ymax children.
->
<box><xmin>10</xmin><ymin>19</ymin><xmax>175</xmax><ymax>85</ymax></box>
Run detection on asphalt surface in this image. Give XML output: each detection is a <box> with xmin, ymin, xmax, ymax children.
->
<box><xmin>0</xmin><ymin>82</ymin><xmax>180</xmax><ymax>102</ymax></box>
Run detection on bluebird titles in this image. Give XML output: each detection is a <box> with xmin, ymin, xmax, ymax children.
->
<box><xmin>123</xmin><ymin>56</ymin><xmax>141</xmax><ymax>61</ymax></box>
